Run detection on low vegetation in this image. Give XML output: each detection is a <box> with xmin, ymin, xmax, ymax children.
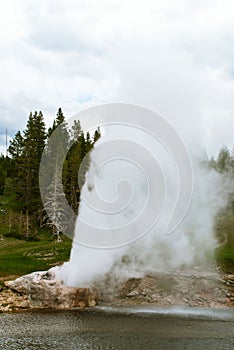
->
<box><xmin>0</xmin><ymin>235</ymin><xmax>72</xmax><ymax>279</ymax></box>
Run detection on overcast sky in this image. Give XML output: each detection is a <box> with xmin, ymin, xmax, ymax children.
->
<box><xmin>0</xmin><ymin>0</ymin><xmax>234</xmax><ymax>156</ymax></box>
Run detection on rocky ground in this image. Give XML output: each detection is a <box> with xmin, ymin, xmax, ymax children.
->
<box><xmin>0</xmin><ymin>271</ymin><xmax>98</xmax><ymax>312</ymax></box>
<box><xmin>0</xmin><ymin>268</ymin><xmax>234</xmax><ymax>312</ymax></box>
<box><xmin>98</xmin><ymin>268</ymin><xmax>234</xmax><ymax>308</ymax></box>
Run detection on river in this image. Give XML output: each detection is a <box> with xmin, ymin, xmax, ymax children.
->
<box><xmin>0</xmin><ymin>306</ymin><xmax>234</xmax><ymax>349</ymax></box>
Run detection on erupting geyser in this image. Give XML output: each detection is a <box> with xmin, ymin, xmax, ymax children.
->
<box><xmin>48</xmin><ymin>104</ymin><xmax>225</xmax><ymax>288</ymax></box>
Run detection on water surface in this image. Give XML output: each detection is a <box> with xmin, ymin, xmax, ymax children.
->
<box><xmin>1</xmin><ymin>306</ymin><xmax>234</xmax><ymax>349</ymax></box>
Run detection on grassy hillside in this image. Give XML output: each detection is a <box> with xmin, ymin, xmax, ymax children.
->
<box><xmin>0</xmin><ymin>235</ymin><xmax>72</xmax><ymax>279</ymax></box>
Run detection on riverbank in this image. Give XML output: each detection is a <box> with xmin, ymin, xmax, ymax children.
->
<box><xmin>98</xmin><ymin>268</ymin><xmax>234</xmax><ymax>308</ymax></box>
<box><xmin>1</xmin><ymin>268</ymin><xmax>233</xmax><ymax>313</ymax></box>
<box><xmin>0</xmin><ymin>271</ymin><xmax>98</xmax><ymax>312</ymax></box>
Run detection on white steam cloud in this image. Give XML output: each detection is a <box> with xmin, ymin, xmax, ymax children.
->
<box><xmin>52</xmin><ymin>112</ymin><xmax>227</xmax><ymax>288</ymax></box>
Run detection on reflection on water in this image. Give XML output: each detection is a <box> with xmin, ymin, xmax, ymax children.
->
<box><xmin>96</xmin><ymin>305</ymin><xmax>234</xmax><ymax>320</ymax></box>
<box><xmin>0</xmin><ymin>307</ymin><xmax>234</xmax><ymax>350</ymax></box>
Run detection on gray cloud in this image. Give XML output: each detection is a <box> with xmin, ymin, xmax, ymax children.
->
<box><xmin>0</xmin><ymin>0</ymin><xmax>233</xmax><ymax>156</ymax></box>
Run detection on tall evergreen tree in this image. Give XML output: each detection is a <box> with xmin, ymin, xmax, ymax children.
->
<box><xmin>62</xmin><ymin>123</ymin><xmax>101</xmax><ymax>214</ymax></box>
<box><xmin>216</xmin><ymin>147</ymin><xmax>231</xmax><ymax>173</ymax></box>
<box><xmin>9</xmin><ymin>112</ymin><xmax>46</xmax><ymax>215</ymax></box>
<box><xmin>23</xmin><ymin>111</ymin><xmax>46</xmax><ymax>213</ymax></box>
<box><xmin>93</xmin><ymin>127</ymin><xmax>101</xmax><ymax>143</ymax></box>
<box><xmin>62</xmin><ymin>121</ymin><xmax>83</xmax><ymax>212</ymax></box>
<box><xmin>47</xmin><ymin>108</ymin><xmax>66</xmax><ymax>138</ymax></box>
<box><xmin>8</xmin><ymin>131</ymin><xmax>25</xmax><ymax>199</ymax></box>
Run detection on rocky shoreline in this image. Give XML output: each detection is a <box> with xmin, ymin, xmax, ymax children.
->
<box><xmin>0</xmin><ymin>271</ymin><xmax>98</xmax><ymax>313</ymax></box>
<box><xmin>99</xmin><ymin>269</ymin><xmax>234</xmax><ymax>308</ymax></box>
<box><xmin>0</xmin><ymin>269</ymin><xmax>233</xmax><ymax>313</ymax></box>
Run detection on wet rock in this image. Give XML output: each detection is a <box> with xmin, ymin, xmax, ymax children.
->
<box><xmin>0</xmin><ymin>289</ymin><xmax>29</xmax><ymax>312</ymax></box>
<box><xmin>126</xmin><ymin>290</ymin><xmax>139</xmax><ymax>297</ymax></box>
<box><xmin>214</xmin><ymin>298</ymin><xmax>226</xmax><ymax>304</ymax></box>
<box><xmin>108</xmin><ymin>269</ymin><xmax>233</xmax><ymax>308</ymax></box>
<box><xmin>4</xmin><ymin>271</ymin><xmax>98</xmax><ymax>311</ymax></box>
<box><xmin>226</xmin><ymin>293</ymin><xmax>233</xmax><ymax>297</ymax></box>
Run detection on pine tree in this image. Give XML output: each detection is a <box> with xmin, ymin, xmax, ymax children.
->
<box><xmin>8</xmin><ymin>130</ymin><xmax>24</xmax><ymax>172</ymax></box>
<box><xmin>47</xmin><ymin>108</ymin><xmax>67</xmax><ymax>137</ymax></box>
<box><xmin>22</xmin><ymin>111</ymin><xmax>46</xmax><ymax>213</ymax></box>
<box><xmin>62</xmin><ymin>123</ymin><xmax>101</xmax><ymax>214</ymax></box>
<box><xmin>216</xmin><ymin>147</ymin><xmax>231</xmax><ymax>173</ymax></box>
<box><xmin>62</xmin><ymin>120</ymin><xmax>82</xmax><ymax>212</ymax></box>
<box><xmin>93</xmin><ymin>127</ymin><xmax>101</xmax><ymax>143</ymax></box>
<box><xmin>8</xmin><ymin>131</ymin><xmax>24</xmax><ymax>158</ymax></box>
<box><xmin>46</xmin><ymin>108</ymin><xmax>69</xmax><ymax>157</ymax></box>
<box><xmin>9</xmin><ymin>112</ymin><xmax>47</xmax><ymax>216</ymax></box>
<box><xmin>8</xmin><ymin>131</ymin><xmax>25</xmax><ymax>199</ymax></box>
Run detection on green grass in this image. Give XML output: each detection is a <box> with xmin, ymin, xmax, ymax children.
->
<box><xmin>0</xmin><ymin>234</ymin><xmax>72</xmax><ymax>279</ymax></box>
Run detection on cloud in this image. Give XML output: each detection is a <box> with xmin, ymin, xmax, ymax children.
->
<box><xmin>0</xmin><ymin>0</ymin><xmax>233</xmax><ymax>155</ymax></box>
